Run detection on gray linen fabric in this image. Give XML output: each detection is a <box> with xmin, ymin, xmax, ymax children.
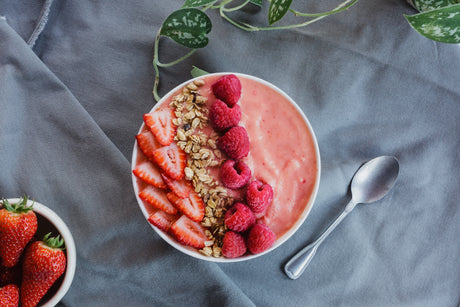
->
<box><xmin>0</xmin><ymin>0</ymin><xmax>459</xmax><ymax>306</ymax></box>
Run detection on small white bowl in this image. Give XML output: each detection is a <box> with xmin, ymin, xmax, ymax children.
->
<box><xmin>3</xmin><ymin>198</ymin><xmax>76</xmax><ymax>306</ymax></box>
<box><xmin>132</xmin><ymin>73</ymin><xmax>321</xmax><ymax>262</ymax></box>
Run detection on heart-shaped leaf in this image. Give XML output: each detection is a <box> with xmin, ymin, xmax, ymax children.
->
<box><xmin>405</xmin><ymin>4</ymin><xmax>460</xmax><ymax>43</ymax></box>
<box><xmin>160</xmin><ymin>9</ymin><xmax>212</xmax><ymax>49</ymax></box>
<box><xmin>182</xmin><ymin>0</ymin><xmax>217</xmax><ymax>9</ymax></box>
<box><xmin>268</xmin><ymin>0</ymin><xmax>293</xmax><ymax>25</ymax></box>
<box><xmin>191</xmin><ymin>66</ymin><xmax>209</xmax><ymax>78</ymax></box>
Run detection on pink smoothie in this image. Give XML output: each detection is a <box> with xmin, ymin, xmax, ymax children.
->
<box><xmin>135</xmin><ymin>74</ymin><xmax>319</xmax><ymax>239</ymax></box>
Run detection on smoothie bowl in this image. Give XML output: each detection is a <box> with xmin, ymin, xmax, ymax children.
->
<box><xmin>131</xmin><ymin>73</ymin><xmax>320</xmax><ymax>262</ymax></box>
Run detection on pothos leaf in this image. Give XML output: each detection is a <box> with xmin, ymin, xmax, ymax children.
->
<box><xmin>411</xmin><ymin>0</ymin><xmax>459</xmax><ymax>12</ymax></box>
<box><xmin>160</xmin><ymin>9</ymin><xmax>212</xmax><ymax>49</ymax></box>
<box><xmin>404</xmin><ymin>3</ymin><xmax>460</xmax><ymax>43</ymax></box>
<box><xmin>182</xmin><ymin>0</ymin><xmax>217</xmax><ymax>9</ymax></box>
<box><xmin>268</xmin><ymin>0</ymin><xmax>293</xmax><ymax>25</ymax></box>
<box><xmin>191</xmin><ymin>66</ymin><xmax>210</xmax><ymax>78</ymax></box>
<box><xmin>250</xmin><ymin>0</ymin><xmax>263</xmax><ymax>7</ymax></box>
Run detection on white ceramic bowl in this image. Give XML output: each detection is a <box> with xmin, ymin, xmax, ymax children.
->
<box><xmin>131</xmin><ymin>73</ymin><xmax>321</xmax><ymax>262</ymax></box>
<box><xmin>3</xmin><ymin>198</ymin><xmax>76</xmax><ymax>306</ymax></box>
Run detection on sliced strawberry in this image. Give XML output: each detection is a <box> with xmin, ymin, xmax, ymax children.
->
<box><xmin>139</xmin><ymin>185</ymin><xmax>178</xmax><ymax>215</ymax></box>
<box><xmin>161</xmin><ymin>174</ymin><xmax>191</xmax><ymax>198</ymax></box>
<box><xmin>169</xmin><ymin>215</ymin><xmax>208</xmax><ymax>249</ymax></box>
<box><xmin>144</xmin><ymin>109</ymin><xmax>176</xmax><ymax>146</ymax></box>
<box><xmin>147</xmin><ymin>210</ymin><xmax>178</xmax><ymax>232</ymax></box>
<box><xmin>167</xmin><ymin>191</ymin><xmax>204</xmax><ymax>223</ymax></box>
<box><xmin>135</xmin><ymin>130</ymin><xmax>161</xmax><ymax>161</ymax></box>
<box><xmin>188</xmin><ymin>191</ymin><xmax>205</xmax><ymax>221</ymax></box>
<box><xmin>153</xmin><ymin>143</ymin><xmax>186</xmax><ymax>180</ymax></box>
<box><xmin>133</xmin><ymin>161</ymin><xmax>167</xmax><ymax>189</ymax></box>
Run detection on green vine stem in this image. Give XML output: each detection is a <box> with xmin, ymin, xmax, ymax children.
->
<box><xmin>290</xmin><ymin>0</ymin><xmax>360</xmax><ymax>18</ymax></box>
<box><xmin>219</xmin><ymin>0</ymin><xmax>359</xmax><ymax>31</ymax></box>
<box><xmin>152</xmin><ymin>30</ymin><xmax>162</xmax><ymax>102</ymax></box>
<box><xmin>221</xmin><ymin>0</ymin><xmax>252</xmax><ymax>12</ymax></box>
<box><xmin>153</xmin><ymin>0</ymin><xmax>360</xmax><ymax>101</ymax></box>
<box><xmin>152</xmin><ymin>29</ymin><xmax>198</xmax><ymax>101</ymax></box>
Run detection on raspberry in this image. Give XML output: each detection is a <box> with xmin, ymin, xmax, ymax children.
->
<box><xmin>217</xmin><ymin>126</ymin><xmax>250</xmax><ymax>160</ymax></box>
<box><xmin>211</xmin><ymin>74</ymin><xmax>241</xmax><ymax>107</ymax></box>
<box><xmin>225</xmin><ymin>202</ymin><xmax>256</xmax><ymax>232</ymax></box>
<box><xmin>209</xmin><ymin>99</ymin><xmax>241</xmax><ymax>131</ymax></box>
<box><xmin>247</xmin><ymin>223</ymin><xmax>276</xmax><ymax>254</ymax></box>
<box><xmin>222</xmin><ymin>231</ymin><xmax>247</xmax><ymax>258</ymax></box>
<box><xmin>220</xmin><ymin>160</ymin><xmax>251</xmax><ymax>189</ymax></box>
<box><xmin>246</xmin><ymin>180</ymin><xmax>274</xmax><ymax>213</ymax></box>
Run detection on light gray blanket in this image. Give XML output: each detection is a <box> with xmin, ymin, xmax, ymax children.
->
<box><xmin>0</xmin><ymin>0</ymin><xmax>459</xmax><ymax>306</ymax></box>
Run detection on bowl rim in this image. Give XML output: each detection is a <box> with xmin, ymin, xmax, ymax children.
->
<box><xmin>131</xmin><ymin>72</ymin><xmax>321</xmax><ymax>262</ymax></box>
<box><xmin>2</xmin><ymin>198</ymin><xmax>77</xmax><ymax>306</ymax></box>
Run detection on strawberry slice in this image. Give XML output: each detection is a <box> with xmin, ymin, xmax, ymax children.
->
<box><xmin>133</xmin><ymin>161</ymin><xmax>167</xmax><ymax>189</ymax></box>
<box><xmin>144</xmin><ymin>109</ymin><xmax>176</xmax><ymax>146</ymax></box>
<box><xmin>147</xmin><ymin>210</ymin><xmax>178</xmax><ymax>232</ymax></box>
<box><xmin>161</xmin><ymin>174</ymin><xmax>191</xmax><ymax>198</ymax></box>
<box><xmin>153</xmin><ymin>143</ymin><xmax>186</xmax><ymax>180</ymax></box>
<box><xmin>135</xmin><ymin>130</ymin><xmax>161</xmax><ymax>161</ymax></box>
<box><xmin>139</xmin><ymin>185</ymin><xmax>178</xmax><ymax>215</ymax></box>
<box><xmin>169</xmin><ymin>215</ymin><xmax>208</xmax><ymax>249</ymax></box>
<box><xmin>167</xmin><ymin>191</ymin><xmax>204</xmax><ymax>222</ymax></box>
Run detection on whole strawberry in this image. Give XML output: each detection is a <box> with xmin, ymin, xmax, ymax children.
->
<box><xmin>0</xmin><ymin>197</ymin><xmax>37</xmax><ymax>267</ymax></box>
<box><xmin>21</xmin><ymin>233</ymin><xmax>66</xmax><ymax>307</ymax></box>
<box><xmin>0</xmin><ymin>284</ymin><xmax>19</xmax><ymax>307</ymax></box>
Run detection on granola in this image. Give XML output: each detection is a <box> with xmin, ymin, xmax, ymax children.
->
<box><xmin>170</xmin><ymin>79</ymin><xmax>233</xmax><ymax>257</ymax></box>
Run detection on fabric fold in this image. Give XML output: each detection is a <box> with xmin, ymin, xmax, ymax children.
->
<box><xmin>27</xmin><ymin>0</ymin><xmax>54</xmax><ymax>48</ymax></box>
<box><xmin>0</xmin><ymin>19</ymin><xmax>255</xmax><ymax>306</ymax></box>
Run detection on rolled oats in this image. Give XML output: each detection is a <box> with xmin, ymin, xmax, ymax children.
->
<box><xmin>204</xmin><ymin>240</ymin><xmax>215</xmax><ymax>247</ymax></box>
<box><xmin>169</xmin><ymin>79</ymin><xmax>233</xmax><ymax>257</ymax></box>
<box><xmin>193</xmin><ymin>79</ymin><xmax>205</xmax><ymax>87</ymax></box>
<box><xmin>172</xmin><ymin>118</ymin><xmax>182</xmax><ymax>126</ymax></box>
<box><xmin>187</xmin><ymin>82</ymin><xmax>198</xmax><ymax>91</ymax></box>
<box><xmin>191</xmin><ymin>117</ymin><xmax>200</xmax><ymax>129</ymax></box>
<box><xmin>184</xmin><ymin>167</ymin><xmax>194</xmax><ymax>180</ymax></box>
<box><xmin>177</xmin><ymin>129</ymin><xmax>186</xmax><ymax>141</ymax></box>
<box><xmin>212</xmin><ymin>246</ymin><xmax>222</xmax><ymax>258</ymax></box>
<box><xmin>199</xmin><ymin>247</ymin><xmax>212</xmax><ymax>257</ymax></box>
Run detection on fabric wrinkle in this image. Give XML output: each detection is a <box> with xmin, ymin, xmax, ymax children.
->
<box><xmin>27</xmin><ymin>0</ymin><xmax>54</xmax><ymax>48</ymax></box>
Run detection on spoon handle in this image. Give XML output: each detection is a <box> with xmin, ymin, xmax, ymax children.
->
<box><xmin>284</xmin><ymin>200</ymin><xmax>356</xmax><ymax>280</ymax></box>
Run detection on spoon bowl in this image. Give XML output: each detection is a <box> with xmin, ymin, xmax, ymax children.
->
<box><xmin>284</xmin><ymin>156</ymin><xmax>399</xmax><ymax>279</ymax></box>
<box><xmin>351</xmin><ymin>156</ymin><xmax>399</xmax><ymax>204</ymax></box>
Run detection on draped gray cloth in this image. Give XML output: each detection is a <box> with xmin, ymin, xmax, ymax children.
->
<box><xmin>1</xmin><ymin>0</ymin><xmax>459</xmax><ymax>306</ymax></box>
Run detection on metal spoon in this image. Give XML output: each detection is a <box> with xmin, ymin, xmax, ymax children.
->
<box><xmin>284</xmin><ymin>156</ymin><xmax>399</xmax><ymax>280</ymax></box>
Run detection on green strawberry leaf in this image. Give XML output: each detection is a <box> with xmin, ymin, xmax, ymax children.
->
<box><xmin>182</xmin><ymin>0</ymin><xmax>217</xmax><ymax>8</ymax></box>
<box><xmin>43</xmin><ymin>233</ymin><xmax>65</xmax><ymax>250</ymax></box>
<box><xmin>1</xmin><ymin>196</ymin><xmax>34</xmax><ymax>213</ymax></box>
<box><xmin>268</xmin><ymin>0</ymin><xmax>293</xmax><ymax>25</ymax></box>
<box><xmin>411</xmin><ymin>0</ymin><xmax>459</xmax><ymax>12</ymax></box>
<box><xmin>250</xmin><ymin>0</ymin><xmax>263</xmax><ymax>7</ymax></box>
<box><xmin>404</xmin><ymin>4</ymin><xmax>460</xmax><ymax>43</ymax></box>
<box><xmin>160</xmin><ymin>9</ymin><xmax>212</xmax><ymax>49</ymax></box>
